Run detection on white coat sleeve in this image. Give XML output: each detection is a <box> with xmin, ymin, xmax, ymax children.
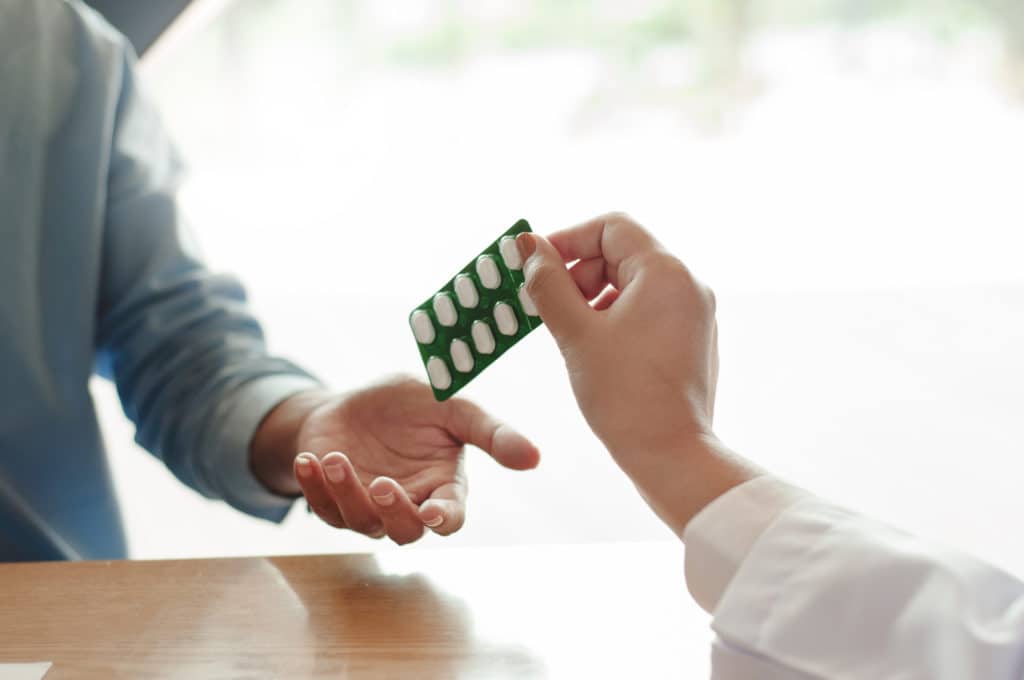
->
<box><xmin>683</xmin><ymin>477</ymin><xmax>1024</xmax><ymax>679</ymax></box>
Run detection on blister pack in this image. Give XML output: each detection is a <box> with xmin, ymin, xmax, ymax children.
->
<box><xmin>409</xmin><ymin>219</ymin><xmax>542</xmax><ymax>400</ymax></box>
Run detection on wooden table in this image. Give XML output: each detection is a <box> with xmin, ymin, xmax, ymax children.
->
<box><xmin>0</xmin><ymin>542</ymin><xmax>711</xmax><ymax>678</ymax></box>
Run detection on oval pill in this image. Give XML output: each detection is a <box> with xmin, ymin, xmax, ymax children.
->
<box><xmin>409</xmin><ymin>309</ymin><xmax>436</xmax><ymax>344</ymax></box>
<box><xmin>454</xmin><ymin>274</ymin><xmax>479</xmax><ymax>309</ymax></box>
<box><xmin>476</xmin><ymin>255</ymin><xmax>501</xmax><ymax>289</ymax></box>
<box><xmin>450</xmin><ymin>338</ymin><xmax>474</xmax><ymax>373</ymax></box>
<box><xmin>499</xmin><ymin>236</ymin><xmax>523</xmax><ymax>270</ymax></box>
<box><xmin>426</xmin><ymin>356</ymin><xmax>452</xmax><ymax>390</ymax></box>
<box><xmin>471</xmin><ymin>320</ymin><xmax>496</xmax><ymax>355</ymax></box>
<box><xmin>432</xmin><ymin>292</ymin><xmax>458</xmax><ymax>327</ymax></box>
<box><xmin>494</xmin><ymin>301</ymin><xmax>519</xmax><ymax>336</ymax></box>
<box><xmin>517</xmin><ymin>284</ymin><xmax>538</xmax><ymax>317</ymax></box>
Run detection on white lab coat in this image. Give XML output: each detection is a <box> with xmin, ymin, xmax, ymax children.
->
<box><xmin>684</xmin><ymin>478</ymin><xmax>1024</xmax><ymax>679</ymax></box>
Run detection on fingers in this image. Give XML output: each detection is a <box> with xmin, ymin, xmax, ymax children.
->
<box><xmin>516</xmin><ymin>232</ymin><xmax>593</xmax><ymax>343</ymax></box>
<box><xmin>548</xmin><ymin>212</ymin><xmax>666</xmax><ymax>289</ymax></box>
<box><xmin>445</xmin><ymin>397</ymin><xmax>540</xmax><ymax>470</ymax></box>
<box><xmin>418</xmin><ymin>482</ymin><xmax>466</xmax><ymax>537</ymax></box>
<box><xmin>569</xmin><ymin>257</ymin><xmax>610</xmax><ymax>301</ymax></box>
<box><xmin>296</xmin><ymin>451</ymin><xmax>464</xmax><ymax>544</ymax></box>
<box><xmin>319</xmin><ymin>452</ymin><xmax>385</xmax><ymax>537</ymax></box>
<box><xmin>591</xmin><ymin>285</ymin><xmax>621</xmax><ymax>311</ymax></box>
<box><xmin>294</xmin><ymin>453</ymin><xmax>347</xmax><ymax>528</ymax></box>
<box><xmin>368</xmin><ymin>477</ymin><xmax>426</xmax><ymax>545</ymax></box>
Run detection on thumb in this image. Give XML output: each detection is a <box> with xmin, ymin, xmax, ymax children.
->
<box><xmin>516</xmin><ymin>232</ymin><xmax>592</xmax><ymax>345</ymax></box>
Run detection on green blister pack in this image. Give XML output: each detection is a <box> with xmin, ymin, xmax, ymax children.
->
<box><xmin>409</xmin><ymin>219</ymin><xmax>543</xmax><ymax>401</ymax></box>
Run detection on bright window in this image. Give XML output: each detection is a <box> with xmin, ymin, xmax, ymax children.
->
<box><xmin>94</xmin><ymin>1</ymin><xmax>1024</xmax><ymax>567</ymax></box>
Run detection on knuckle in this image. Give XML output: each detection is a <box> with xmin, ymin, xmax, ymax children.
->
<box><xmin>643</xmin><ymin>254</ymin><xmax>716</xmax><ymax>311</ymax></box>
<box><xmin>604</xmin><ymin>210</ymin><xmax>635</xmax><ymax>226</ymax></box>
<box><xmin>604</xmin><ymin>211</ymin><xmax>652</xmax><ymax>241</ymax></box>
<box><xmin>636</xmin><ymin>251</ymin><xmax>684</xmax><ymax>278</ymax></box>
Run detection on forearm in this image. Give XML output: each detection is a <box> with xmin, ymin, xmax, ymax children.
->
<box><xmin>250</xmin><ymin>388</ymin><xmax>333</xmax><ymax>497</ymax></box>
<box><xmin>93</xmin><ymin>32</ymin><xmax>327</xmax><ymax>517</ymax></box>
<box><xmin>619</xmin><ymin>433</ymin><xmax>763</xmax><ymax>538</ymax></box>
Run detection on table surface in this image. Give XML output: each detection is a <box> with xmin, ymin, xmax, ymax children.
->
<box><xmin>0</xmin><ymin>542</ymin><xmax>711</xmax><ymax>679</ymax></box>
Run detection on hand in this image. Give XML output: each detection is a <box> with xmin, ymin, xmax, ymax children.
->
<box><xmin>253</xmin><ymin>377</ymin><xmax>539</xmax><ymax>545</ymax></box>
<box><xmin>517</xmin><ymin>212</ymin><xmax>716</xmax><ymax>464</ymax></box>
<box><xmin>516</xmin><ymin>213</ymin><xmax>757</xmax><ymax>533</ymax></box>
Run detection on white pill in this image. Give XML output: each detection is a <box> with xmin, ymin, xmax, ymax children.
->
<box><xmin>409</xmin><ymin>309</ymin><xmax>436</xmax><ymax>344</ymax></box>
<box><xmin>476</xmin><ymin>255</ymin><xmax>502</xmax><ymax>289</ymax></box>
<box><xmin>454</xmin><ymin>274</ymin><xmax>479</xmax><ymax>309</ymax></box>
<box><xmin>471</xmin><ymin>320</ymin><xmax>496</xmax><ymax>355</ymax></box>
<box><xmin>517</xmin><ymin>284</ymin><xmax>538</xmax><ymax>317</ymax></box>
<box><xmin>494</xmin><ymin>301</ymin><xmax>519</xmax><ymax>336</ymax></box>
<box><xmin>426</xmin><ymin>356</ymin><xmax>452</xmax><ymax>390</ymax></box>
<box><xmin>499</xmin><ymin>236</ymin><xmax>523</xmax><ymax>270</ymax></box>
<box><xmin>432</xmin><ymin>292</ymin><xmax>458</xmax><ymax>327</ymax></box>
<box><xmin>450</xmin><ymin>338</ymin><xmax>474</xmax><ymax>373</ymax></box>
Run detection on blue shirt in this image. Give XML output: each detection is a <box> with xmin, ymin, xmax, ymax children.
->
<box><xmin>0</xmin><ymin>0</ymin><xmax>319</xmax><ymax>561</ymax></box>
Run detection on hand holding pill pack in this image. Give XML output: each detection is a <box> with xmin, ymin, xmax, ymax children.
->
<box><xmin>410</xmin><ymin>219</ymin><xmax>542</xmax><ymax>400</ymax></box>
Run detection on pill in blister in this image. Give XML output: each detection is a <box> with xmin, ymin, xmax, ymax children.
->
<box><xmin>454</xmin><ymin>274</ymin><xmax>479</xmax><ymax>309</ymax></box>
<box><xmin>471</xmin><ymin>320</ymin><xmax>496</xmax><ymax>355</ymax></box>
<box><xmin>517</xmin><ymin>284</ymin><xmax>538</xmax><ymax>317</ymax></box>
<box><xmin>433</xmin><ymin>292</ymin><xmax>458</xmax><ymax>327</ymax></box>
<box><xmin>410</xmin><ymin>309</ymin><xmax>436</xmax><ymax>344</ymax></box>
<box><xmin>494</xmin><ymin>302</ymin><xmax>519</xmax><ymax>336</ymax></box>
<box><xmin>450</xmin><ymin>338</ymin><xmax>474</xmax><ymax>373</ymax></box>
<box><xmin>426</xmin><ymin>356</ymin><xmax>452</xmax><ymax>389</ymax></box>
<box><xmin>410</xmin><ymin>219</ymin><xmax>543</xmax><ymax>400</ymax></box>
<box><xmin>499</xmin><ymin>236</ymin><xmax>523</xmax><ymax>270</ymax></box>
<box><xmin>476</xmin><ymin>255</ymin><xmax>501</xmax><ymax>289</ymax></box>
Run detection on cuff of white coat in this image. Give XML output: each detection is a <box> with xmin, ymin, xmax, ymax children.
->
<box><xmin>683</xmin><ymin>475</ymin><xmax>811</xmax><ymax>614</ymax></box>
<box><xmin>208</xmin><ymin>373</ymin><xmax>322</xmax><ymax>522</ymax></box>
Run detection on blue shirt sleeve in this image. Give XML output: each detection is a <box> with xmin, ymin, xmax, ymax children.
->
<box><xmin>91</xmin><ymin>22</ymin><xmax>319</xmax><ymax>521</ymax></box>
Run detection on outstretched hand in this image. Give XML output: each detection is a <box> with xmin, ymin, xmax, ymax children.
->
<box><xmin>292</xmin><ymin>376</ymin><xmax>539</xmax><ymax>544</ymax></box>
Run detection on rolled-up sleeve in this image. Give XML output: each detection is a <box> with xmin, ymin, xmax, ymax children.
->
<box><xmin>93</xmin><ymin>35</ymin><xmax>319</xmax><ymax>521</ymax></box>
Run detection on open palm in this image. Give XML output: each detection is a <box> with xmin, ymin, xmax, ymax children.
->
<box><xmin>292</xmin><ymin>376</ymin><xmax>539</xmax><ymax>544</ymax></box>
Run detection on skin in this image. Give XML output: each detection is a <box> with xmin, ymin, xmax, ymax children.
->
<box><xmin>515</xmin><ymin>213</ymin><xmax>762</xmax><ymax>537</ymax></box>
<box><xmin>250</xmin><ymin>211</ymin><xmax>753</xmax><ymax>545</ymax></box>
<box><xmin>250</xmin><ymin>376</ymin><xmax>540</xmax><ymax>545</ymax></box>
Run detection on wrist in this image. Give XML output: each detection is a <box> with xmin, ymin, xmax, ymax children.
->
<box><xmin>622</xmin><ymin>433</ymin><xmax>763</xmax><ymax>538</ymax></box>
<box><xmin>249</xmin><ymin>388</ymin><xmax>334</xmax><ymax>497</ymax></box>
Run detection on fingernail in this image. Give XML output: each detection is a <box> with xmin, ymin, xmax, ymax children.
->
<box><xmin>372</xmin><ymin>491</ymin><xmax>395</xmax><ymax>506</ymax></box>
<box><xmin>295</xmin><ymin>454</ymin><xmax>314</xmax><ymax>477</ymax></box>
<box><xmin>516</xmin><ymin>232</ymin><xmax>536</xmax><ymax>261</ymax></box>
<box><xmin>324</xmin><ymin>462</ymin><xmax>345</xmax><ymax>483</ymax></box>
<box><xmin>424</xmin><ymin>515</ymin><xmax>444</xmax><ymax>528</ymax></box>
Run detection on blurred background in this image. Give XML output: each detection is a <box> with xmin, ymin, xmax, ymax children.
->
<box><xmin>90</xmin><ymin>0</ymin><xmax>1024</xmax><ymax>574</ymax></box>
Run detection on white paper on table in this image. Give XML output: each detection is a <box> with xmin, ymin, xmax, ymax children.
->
<box><xmin>0</xmin><ymin>663</ymin><xmax>51</xmax><ymax>680</ymax></box>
